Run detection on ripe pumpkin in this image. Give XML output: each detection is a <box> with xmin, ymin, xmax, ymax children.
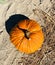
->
<box><xmin>10</xmin><ymin>19</ymin><xmax>44</xmax><ymax>54</ymax></box>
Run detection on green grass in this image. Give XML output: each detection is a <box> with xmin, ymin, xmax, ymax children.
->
<box><xmin>0</xmin><ymin>0</ymin><xmax>5</xmax><ymax>3</ymax></box>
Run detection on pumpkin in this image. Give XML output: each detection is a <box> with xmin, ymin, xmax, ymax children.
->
<box><xmin>10</xmin><ymin>19</ymin><xmax>44</xmax><ymax>54</ymax></box>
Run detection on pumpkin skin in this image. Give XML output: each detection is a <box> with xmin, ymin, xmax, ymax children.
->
<box><xmin>10</xmin><ymin>19</ymin><xmax>44</xmax><ymax>54</ymax></box>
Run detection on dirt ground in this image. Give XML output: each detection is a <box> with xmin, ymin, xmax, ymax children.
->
<box><xmin>0</xmin><ymin>0</ymin><xmax>55</xmax><ymax>65</ymax></box>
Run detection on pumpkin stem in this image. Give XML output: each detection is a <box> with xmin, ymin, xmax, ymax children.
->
<box><xmin>17</xmin><ymin>25</ymin><xmax>30</xmax><ymax>39</ymax></box>
<box><xmin>25</xmin><ymin>30</ymin><xmax>30</xmax><ymax>39</ymax></box>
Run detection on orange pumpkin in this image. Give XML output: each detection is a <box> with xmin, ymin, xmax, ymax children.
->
<box><xmin>10</xmin><ymin>19</ymin><xmax>44</xmax><ymax>54</ymax></box>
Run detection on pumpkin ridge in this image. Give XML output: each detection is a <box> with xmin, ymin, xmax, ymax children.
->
<box><xmin>25</xmin><ymin>19</ymin><xmax>30</xmax><ymax>26</ymax></box>
<box><xmin>17</xmin><ymin>37</ymin><xmax>24</xmax><ymax>49</ymax></box>
<box><xmin>15</xmin><ymin>36</ymin><xmax>24</xmax><ymax>47</ymax></box>
<box><xmin>30</xmin><ymin>29</ymin><xmax>42</xmax><ymax>34</ymax></box>
<box><xmin>27</xmin><ymin>21</ymin><xmax>33</xmax><ymax>29</ymax></box>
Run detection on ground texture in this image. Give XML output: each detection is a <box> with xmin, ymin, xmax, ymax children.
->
<box><xmin>0</xmin><ymin>0</ymin><xmax>55</xmax><ymax>65</ymax></box>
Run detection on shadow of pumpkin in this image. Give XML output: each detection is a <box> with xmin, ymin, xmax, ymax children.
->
<box><xmin>5</xmin><ymin>14</ymin><xmax>29</xmax><ymax>34</ymax></box>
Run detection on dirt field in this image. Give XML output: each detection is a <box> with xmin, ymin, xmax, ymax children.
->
<box><xmin>0</xmin><ymin>0</ymin><xmax>55</xmax><ymax>65</ymax></box>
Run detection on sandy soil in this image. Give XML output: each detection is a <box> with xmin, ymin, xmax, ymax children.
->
<box><xmin>0</xmin><ymin>0</ymin><xmax>55</xmax><ymax>65</ymax></box>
